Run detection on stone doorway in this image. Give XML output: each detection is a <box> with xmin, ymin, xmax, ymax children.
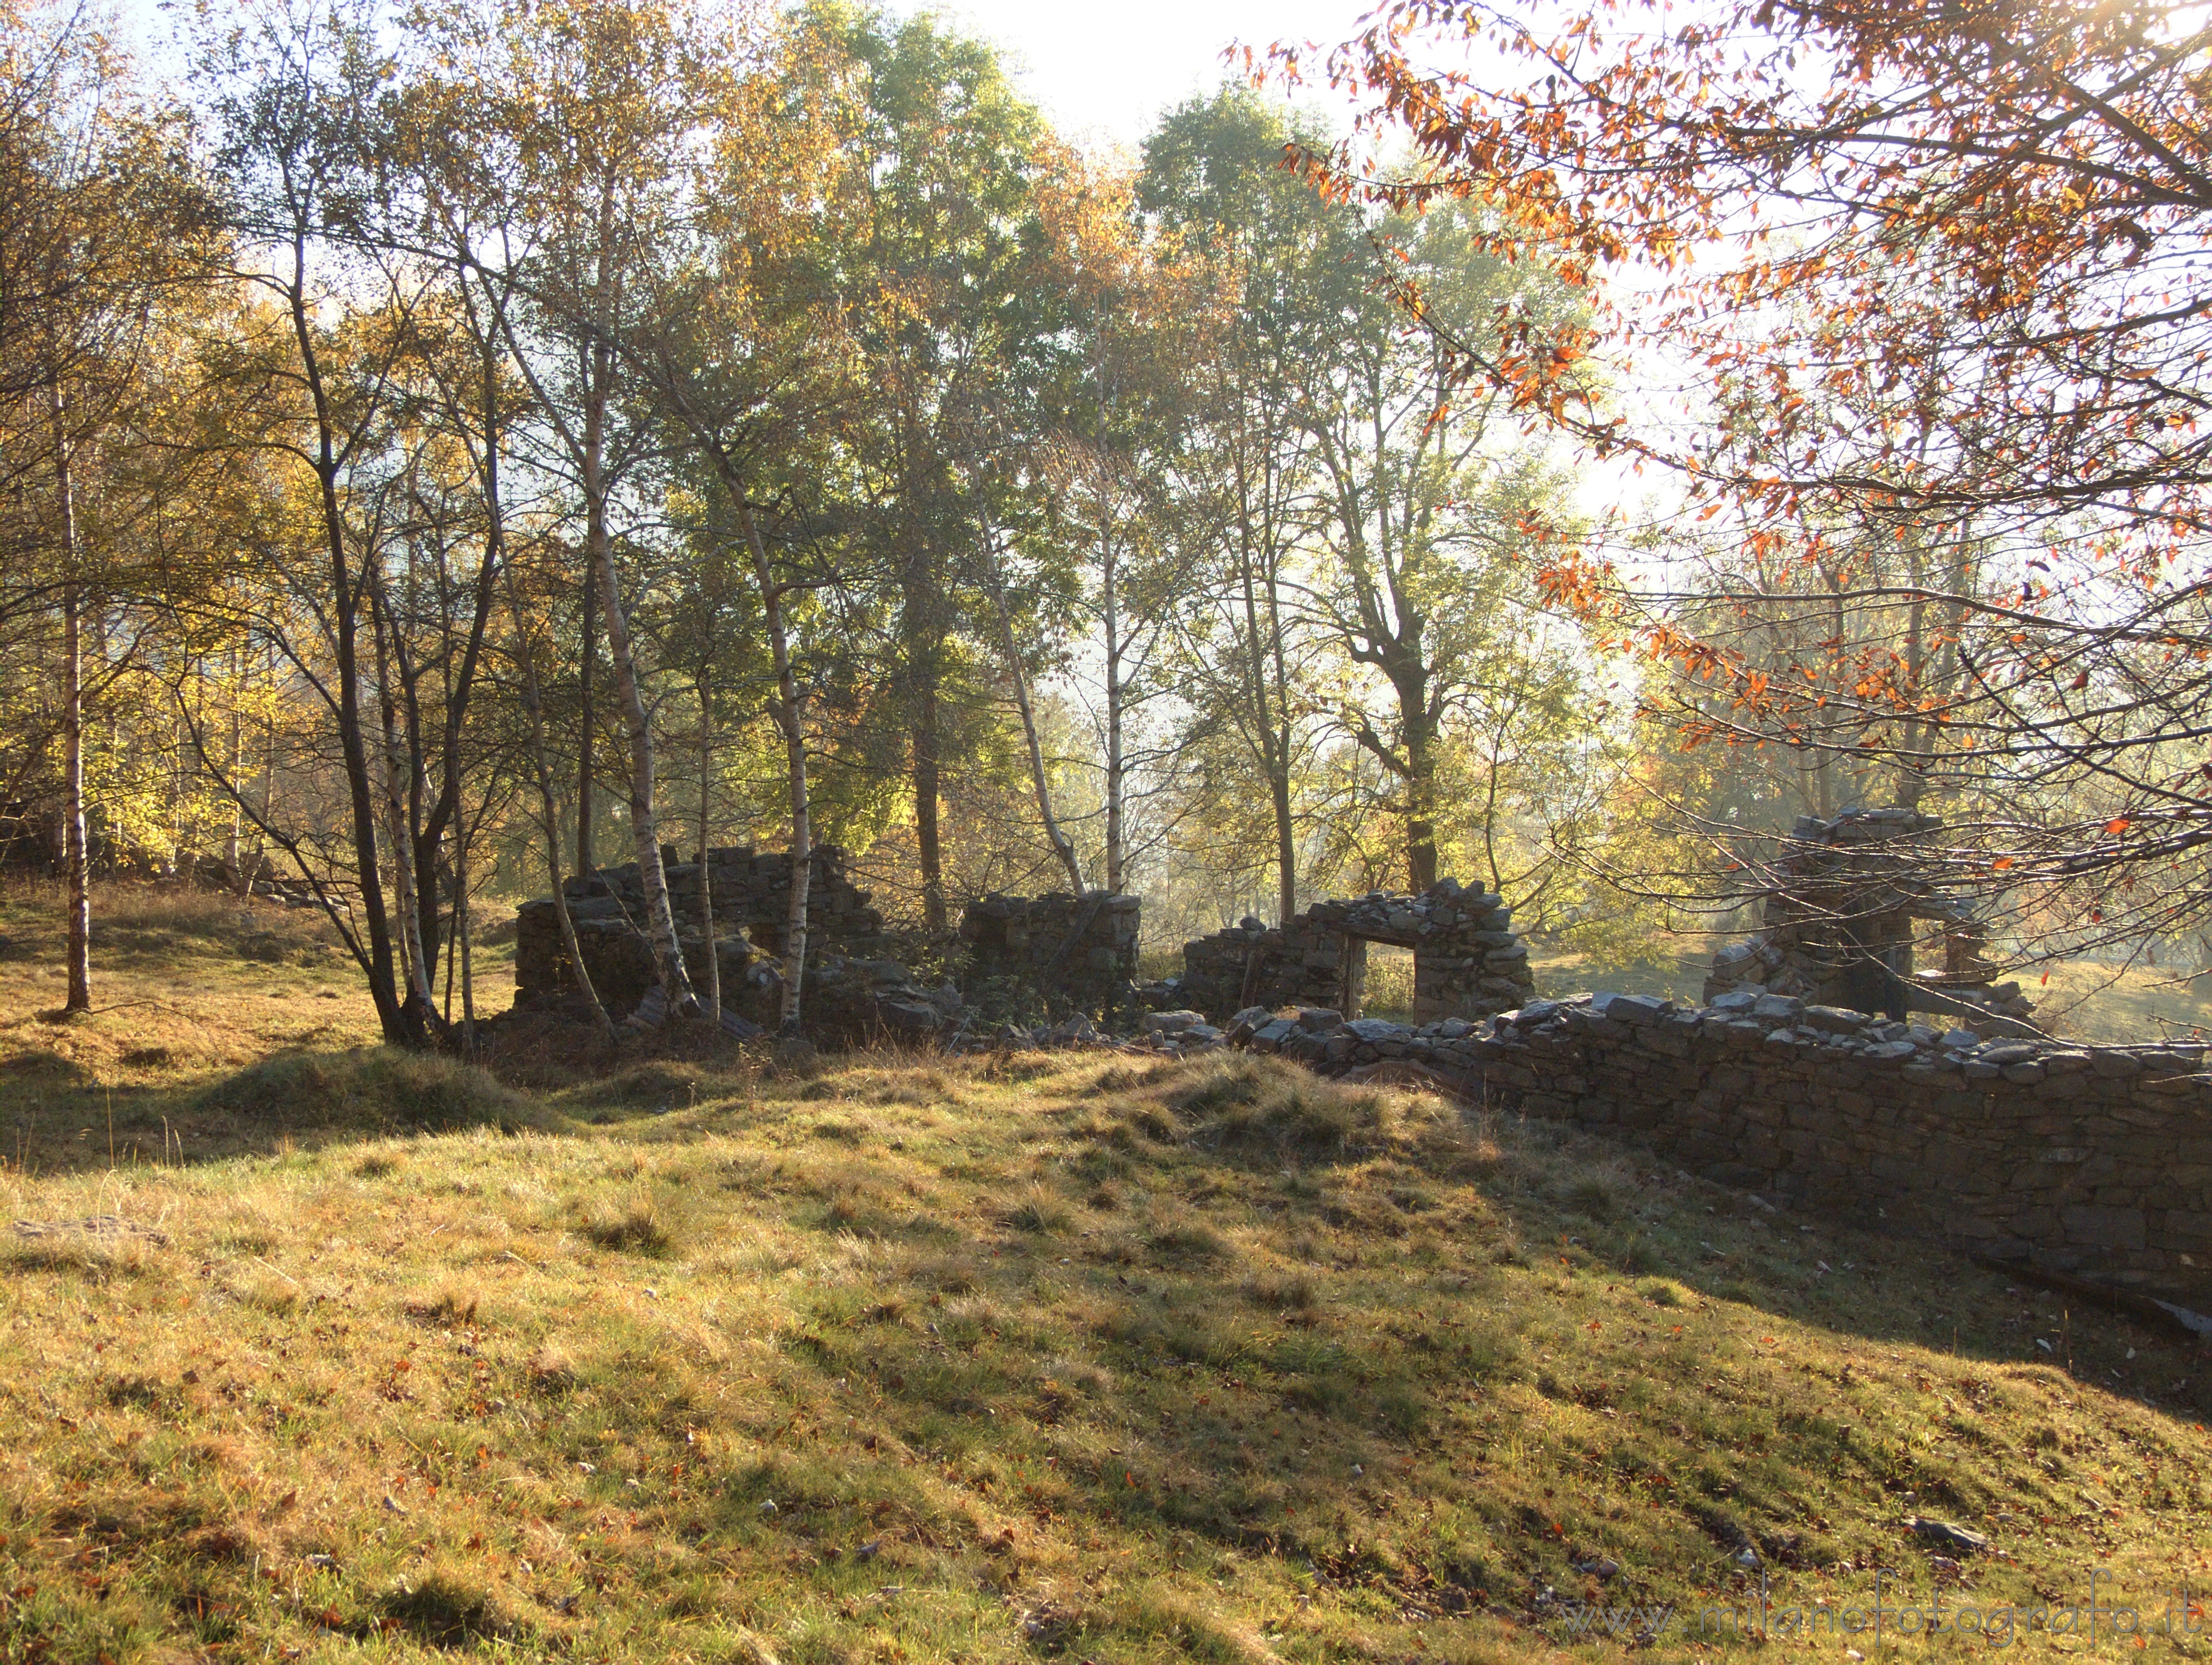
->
<box><xmin>1343</xmin><ymin>939</ymin><xmax>1416</xmax><ymax>1020</ymax></box>
<box><xmin>1173</xmin><ymin>882</ymin><xmax>1534</xmax><ymax>1022</ymax></box>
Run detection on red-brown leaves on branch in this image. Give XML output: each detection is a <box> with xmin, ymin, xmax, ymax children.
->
<box><xmin>1281</xmin><ymin>0</ymin><xmax>2212</xmax><ymax>539</ymax></box>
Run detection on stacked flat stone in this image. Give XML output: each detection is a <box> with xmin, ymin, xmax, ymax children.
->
<box><xmin>167</xmin><ymin>850</ymin><xmax>323</xmax><ymax>908</ymax></box>
<box><xmin>1702</xmin><ymin>807</ymin><xmax>2037</xmax><ymax>1031</ymax></box>
<box><xmin>957</xmin><ymin>891</ymin><xmax>1142</xmax><ymax>1013</ymax></box>
<box><xmin>514</xmin><ymin>843</ymin><xmax>895</xmax><ymax>1020</ymax></box>
<box><xmin>1166</xmin><ymin>878</ymin><xmax>1534</xmax><ymax>1023</ymax></box>
<box><xmin>1228</xmin><ymin>991</ymin><xmax>2212</xmax><ymax>1313</ymax></box>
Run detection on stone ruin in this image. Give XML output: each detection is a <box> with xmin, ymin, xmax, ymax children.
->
<box><xmin>514</xmin><ymin>848</ymin><xmax>1145</xmax><ymax>1040</ymax></box>
<box><xmin>515</xmin><ymin>845</ymin><xmax>958</xmax><ymax>1038</ymax></box>
<box><xmin>1159</xmin><ymin>879</ymin><xmax>1536</xmax><ymax>1024</ymax></box>
<box><xmin>1203</xmin><ymin>990</ymin><xmax>2212</xmax><ymax>1310</ymax></box>
<box><xmin>504</xmin><ymin>814</ymin><xmax>2047</xmax><ymax>1050</ymax></box>
<box><xmin>167</xmin><ymin>849</ymin><xmax>322</xmax><ymax>908</ymax></box>
<box><xmin>956</xmin><ymin>891</ymin><xmax>1142</xmax><ymax>1013</ymax></box>
<box><xmin>1702</xmin><ymin>807</ymin><xmax>2039</xmax><ymax>1034</ymax></box>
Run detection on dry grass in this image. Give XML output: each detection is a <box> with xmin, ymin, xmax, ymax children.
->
<box><xmin>0</xmin><ymin>885</ymin><xmax>2205</xmax><ymax>1661</ymax></box>
<box><xmin>0</xmin><ymin>878</ymin><xmax>385</xmax><ymax>1171</ymax></box>
<box><xmin>0</xmin><ymin>879</ymin><xmax>527</xmax><ymax>1173</ymax></box>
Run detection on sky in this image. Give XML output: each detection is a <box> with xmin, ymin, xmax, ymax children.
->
<box><xmin>857</xmin><ymin>0</ymin><xmax>1369</xmax><ymax>151</ymax></box>
<box><xmin>111</xmin><ymin>0</ymin><xmax>1374</xmax><ymax>151</ymax></box>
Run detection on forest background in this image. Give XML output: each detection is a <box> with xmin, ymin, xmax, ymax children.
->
<box><xmin>5</xmin><ymin>0</ymin><xmax>2207</xmax><ymax>1047</ymax></box>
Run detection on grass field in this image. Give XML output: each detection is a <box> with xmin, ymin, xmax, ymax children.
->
<box><xmin>0</xmin><ymin>883</ymin><xmax>2208</xmax><ymax>1661</ymax></box>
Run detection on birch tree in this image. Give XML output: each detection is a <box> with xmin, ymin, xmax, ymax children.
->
<box><xmin>435</xmin><ymin>0</ymin><xmax>747</xmax><ymax>1018</ymax></box>
<box><xmin>190</xmin><ymin>0</ymin><xmax>448</xmax><ymax>1046</ymax></box>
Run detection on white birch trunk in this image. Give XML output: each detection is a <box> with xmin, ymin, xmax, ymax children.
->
<box><xmin>591</xmin><ymin>481</ymin><xmax>697</xmax><ymax>1018</ymax></box>
<box><xmin>741</xmin><ymin>505</ymin><xmax>809</xmax><ymax>1034</ymax></box>
<box><xmin>697</xmin><ymin>670</ymin><xmax>720</xmax><ymax>1026</ymax></box>
<box><xmin>982</xmin><ymin>532</ymin><xmax>1084</xmax><ymax>892</ymax></box>
<box><xmin>52</xmin><ymin>378</ymin><xmax>88</xmax><ymax>1013</ymax></box>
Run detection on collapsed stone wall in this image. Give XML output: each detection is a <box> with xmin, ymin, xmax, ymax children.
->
<box><xmin>1167</xmin><ymin>880</ymin><xmax>1534</xmax><ymax>1023</ymax></box>
<box><xmin>957</xmin><ymin>891</ymin><xmax>1140</xmax><ymax>1012</ymax></box>
<box><xmin>168</xmin><ymin>849</ymin><xmax>323</xmax><ymax>908</ymax></box>
<box><xmin>1234</xmin><ymin>991</ymin><xmax>2212</xmax><ymax>1311</ymax></box>
<box><xmin>515</xmin><ymin>844</ymin><xmax>901</xmax><ymax>1025</ymax></box>
<box><xmin>1704</xmin><ymin>807</ymin><xmax>2037</xmax><ymax>1031</ymax></box>
<box><xmin>0</xmin><ymin>813</ymin><xmax>320</xmax><ymax>900</ymax></box>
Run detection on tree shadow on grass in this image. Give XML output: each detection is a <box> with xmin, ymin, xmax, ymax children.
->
<box><xmin>1492</xmin><ymin>1106</ymin><xmax>2212</xmax><ymax>1425</ymax></box>
<box><xmin>0</xmin><ymin>1046</ymin><xmax>570</xmax><ymax>1176</ymax></box>
<box><xmin>665</xmin><ymin>1051</ymin><xmax>2211</xmax><ymax>1652</ymax></box>
<box><xmin>679</xmin><ymin>1055</ymin><xmax>1534</xmax><ymax>1631</ymax></box>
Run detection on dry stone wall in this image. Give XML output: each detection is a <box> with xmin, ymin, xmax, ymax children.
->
<box><xmin>957</xmin><ymin>892</ymin><xmax>1140</xmax><ymax>1013</ymax></box>
<box><xmin>1235</xmin><ymin>992</ymin><xmax>2212</xmax><ymax>1311</ymax></box>
<box><xmin>515</xmin><ymin>844</ymin><xmax>898</xmax><ymax>1023</ymax></box>
<box><xmin>1169</xmin><ymin>880</ymin><xmax>1534</xmax><ymax>1022</ymax></box>
<box><xmin>1703</xmin><ymin>807</ymin><xmax>2037</xmax><ymax>1031</ymax></box>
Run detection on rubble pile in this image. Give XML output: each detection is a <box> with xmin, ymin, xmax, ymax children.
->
<box><xmin>166</xmin><ymin>851</ymin><xmax>325</xmax><ymax>907</ymax></box>
<box><xmin>1230</xmin><ymin>991</ymin><xmax>2077</xmax><ymax>1083</ymax></box>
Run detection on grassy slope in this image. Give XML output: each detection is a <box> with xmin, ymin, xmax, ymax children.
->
<box><xmin>0</xmin><ymin>888</ymin><xmax>2207</xmax><ymax>1662</ymax></box>
<box><xmin>0</xmin><ymin>883</ymin><xmax>389</xmax><ymax>1171</ymax></box>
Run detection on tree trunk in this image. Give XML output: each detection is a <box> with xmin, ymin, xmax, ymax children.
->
<box><xmin>373</xmin><ymin>592</ymin><xmax>436</xmax><ymax>1018</ymax></box>
<box><xmin>1104</xmin><ymin>661</ymin><xmax>1125</xmax><ymax>895</ymax></box>
<box><xmin>1399</xmin><ymin>683</ymin><xmax>1439</xmax><ymax>892</ymax></box>
<box><xmin>574</xmin><ymin>351</ymin><xmax>692</xmax><ymax>1016</ymax></box>
<box><xmin>915</xmin><ymin>679</ymin><xmax>944</xmax><ymax>931</ymax></box>
<box><xmin>1404</xmin><ymin>799</ymin><xmax>1438</xmax><ymax>892</ymax></box>
<box><xmin>289</xmin><ymin>243</ymin><xmax>411</xmax><ymax>1046</ymax></box>
<box><xmin>441</xmin><ymin>898</ymin><xmax>456</xmax><ymax>1028</ymax></box>
<box><xmin>1102</xmin><ymin>531</ymin><xmax>1125</xmax><ymax>896</ymax></box>
<box><xmin>401</xmin><ymin>651</ymin><xmax>446</xmax><ymax>1022</ymax></box>
<box><xmin>743</xmin><ymin>505</ymin><xmax>810</xmax><ymax>1035</ymax></box>
<box><xmin>259</xmin><ymin>653</ymin><xmax>277</xmax><ymax>869</ymax></box>
<box><xmin>576</xmin><ymin>516</ymin><xmax>598</xmax><ymax>877</ymax></box>
<box><xmin>502</xmin><ymin>561</ymin><xmax>613</xmax><ymax>1039</ymax></box>
<box><xmin>224</xmin><ymin>647</ymin><xmax>245</xmax><ymax>894</ymax></box>
<box><xmin>576</xmin><ymin>341</ymin><xmax>613</xmax><ymax>883</ymax></box>
<box><xmin>52</xmin><ymin>379</ymin><xmax>88</xmax><ymax>1014</ymax></box>
<box><xmin>1269</xmin><ymin>764</ymin><xmax>1296</xmax><ymax>922</ymax></box>
<box><xmin>982</xmin><ymin>534</ymin><xmax>1084</xmax><ymax>892</ymax></box>
<box><xmin>697</xmin><ymin>668</ymin><xmax>720</xmax><ymax>1026</ymax></box>
<box><xmin>592</xmin><ymin>484</ymin><xmax>697</xmax><ymax>1018</ymax></box>
<box><xmin>1232</xmin><ymin>439</ymin><xmax>1298</xmax><ymax>924</ymax></box>
<box><xmin>455</xmin><ymin>827</ymin><xmax>475</xmax><ymax>1053</ymax></box>
<box><xmin>1264</xmin><ymin>563</ymin><xmax>1298</xmax><ymax>920</ymax></box>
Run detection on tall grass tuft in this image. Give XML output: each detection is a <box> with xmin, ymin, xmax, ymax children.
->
<box><xmin>1138</xmin><ymin>1054</ymin><xmax>1458</xmax><ymax>1157</ymax></box>
<box><xmin>193</xmin><ymin>1049</ymin><xmax>543</xmax><ymax>1136</ymax></box>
